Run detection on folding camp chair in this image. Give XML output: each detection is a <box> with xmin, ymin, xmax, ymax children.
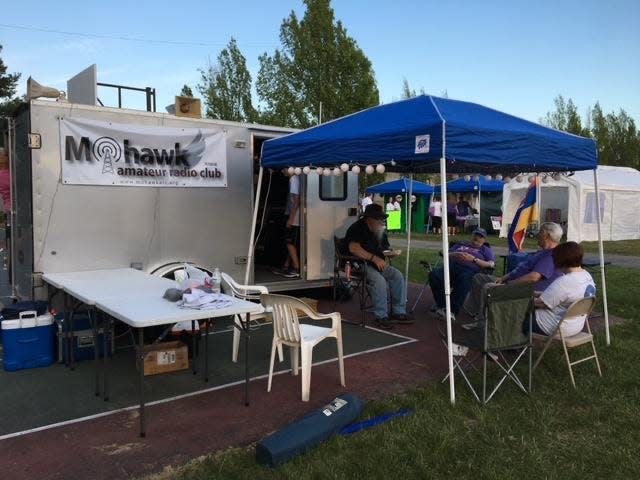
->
<box><xmin>444</xmin><ymin>283</ymin><xmax>534</xmax><ymax>404</ymax></box>
<box><xmin>532</xmin><ymin>296</ymin><xmax>602</xmax><ymax>388</ymax></box>
<box><xmin>332</xmin><ymin>236</ymin><xmax>369</xmax><ymax>326</ymax></box>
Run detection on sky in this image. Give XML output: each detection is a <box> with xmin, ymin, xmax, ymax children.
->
<box><xmin>2</xmin><ymin>0</ymin><xmax>639</xmax><ymax>125</ymax></box>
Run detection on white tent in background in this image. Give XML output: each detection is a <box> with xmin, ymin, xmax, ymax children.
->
<box><xmin>501</xmin><ymin>166</ymin><xmax>640</xmax><ymax>242</ymax></box>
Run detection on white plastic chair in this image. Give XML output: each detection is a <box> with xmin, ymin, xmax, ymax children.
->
<box><xmin>260</xmin><ymin>293</ymin><xmax>345</xmax><ymax>402</ymax></box>
<box><xmin>220</xmin><ymin>273</ymin><xmax>280</xmax><ymax>363</ymax></box>
<box><xmin>532</xmin><ymin>296</ymin><xmax>602</xmax><ymax>387</ymax></box>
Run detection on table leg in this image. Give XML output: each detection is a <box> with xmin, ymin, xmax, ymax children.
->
<box><xmin>138</xmin><ymin>327</ymin><xmax>146</xmax><ymax>438</ymax></box>
<box><xmin>103</xmin><ymin>313</ymin><xmax>110</xmax><ymax>402</ymax></box>
<box><xmin>204</xmin><ymin>319</ymin><xmax>209</xmax><ymax>383</ymax></box>
<box><xmin>90</xmin><ymin>308</ymin><xmax>100</xmax><ymax>397</ymax></box>
<box><xmin>191</xmin><ymin>320</ymin><xmax>197</xmax><ymax>375</ymax></box>
<box><xmin>63</xmin><ymin>292</ymin><xmax>70</xmax><ymax>367</ymax></box>
<box><xmin>244</xmin><ymin>312</ymin><xmax>250</xmax><ymax>407</ymax></box>
<box><xmin>69</xmin><ymin>307</ymin><xmax>76</xmax><ymax>371</ymax></box>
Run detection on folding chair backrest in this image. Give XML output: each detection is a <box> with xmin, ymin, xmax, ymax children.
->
<box><xmin>564</xmin><ymin>296</ymin><xmax>596</xmax><ymax>320</ymax></box>
<box><xmin>260</xmin><ymin>293</ymin><xmax>302</xmax><ymax>343</ymax></box>
<box><xmin>485</xmin><ymin>283</ymin><xmax>533</xmax><ymax>350</ymax></box>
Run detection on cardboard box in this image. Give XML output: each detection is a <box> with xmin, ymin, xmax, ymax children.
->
<box><xmin>142</xmin><ymin>341</ymin><xmax>189</xmax><ymax>376</ymax></box>
<box><xmin>296</xmin><ymin>297</ymin><xmax>319</xmax><ymax>318</ymax></box>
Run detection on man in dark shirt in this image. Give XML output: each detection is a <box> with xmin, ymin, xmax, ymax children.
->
<box><xmin>344</xmin><ymin>203</ymin><xmax>409</xmax><ymax>330</ymax></box>
<box><xmin>429</xmin><ymin>228</ymin><xmax>496</xmax><ymax>319</ymax></box>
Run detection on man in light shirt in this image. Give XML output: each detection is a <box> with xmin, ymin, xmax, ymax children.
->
<box><xmin>361</xmin><ymin>192</ymin><xmax>373</xmax><ymax>212</ymax></box>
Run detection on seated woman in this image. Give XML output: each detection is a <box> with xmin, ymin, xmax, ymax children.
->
<box><xmin>528</xmin><ymin>241</ymin><xmax>596</xmax><ymax>336</ymax></box>
<box><xmin>429</xmin><ymin>228</ymin><xmax>495</xmax><ymax>320</ymax></box>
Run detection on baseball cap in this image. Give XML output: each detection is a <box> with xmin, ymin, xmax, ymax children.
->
<box><xmin>472</xmin><ymin>228</ymin><xmax>487</xmax><ymax>238</ymax></box>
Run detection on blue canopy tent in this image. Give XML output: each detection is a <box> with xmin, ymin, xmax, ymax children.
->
<box><xmin>255</xmin><ymin>95</ymin><xmax>606</xmax><ymax>404</ymax></box>
<box><xmin>435</xmin><ymin>177</ymin><xmax>506</xmax><ymax>232</ymax></box>
<box><xmin>367</xmin><ymin>178</ymin><xmax>436</xmax><ymax>233</ymax></box>
<box><xmin>367</xmin><ymin>178</ymin><xmax>435</xmax><ymax>195</ymax></box>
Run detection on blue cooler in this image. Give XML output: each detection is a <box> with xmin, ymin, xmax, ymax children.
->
<box><xmin>2</xmin><ymin>311</ymin><xmax>55</xmax><ymax>371</ymax></box>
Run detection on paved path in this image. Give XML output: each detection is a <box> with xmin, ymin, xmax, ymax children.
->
<box><xmin>392</xmin><ymin>238</ymin><xmax>640</xmax><ymax>269</ymax></box>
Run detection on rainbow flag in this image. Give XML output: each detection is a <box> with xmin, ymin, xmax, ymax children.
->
<box><xmin>508</xmin><ymin>177</ymin><xmax>540</xmax><ymax>252</ymax></box>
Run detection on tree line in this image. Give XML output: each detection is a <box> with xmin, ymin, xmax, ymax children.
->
<box><xmin>543</xmin><ymin>95</ymin><xmax>639</xmax><ymax>170</ymax></box>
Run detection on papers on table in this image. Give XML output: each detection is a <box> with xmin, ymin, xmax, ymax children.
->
<box><xmin>178</xmin><ymin>288</ymin><xmax>233</xmax><ymax>310</ymax></box>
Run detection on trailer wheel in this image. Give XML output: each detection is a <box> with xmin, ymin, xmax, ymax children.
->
<box><xmin>150</xmin><ymin>262</ymin><xmax>212</xmax><ymax>280</ymax></box>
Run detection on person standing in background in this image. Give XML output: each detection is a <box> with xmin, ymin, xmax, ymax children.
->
<box><xmin>361</xmin><ymin>192</ymin><xmax>373</xmax><ymax>213</ymax></box>
<box><xmin>276</xmin><ymin>170</ymin><xmax>301</xmax><ymax>278</ymax></box>
<box><xmin>429</xmin><ymin>196</ymin><xmax>442</xmax><ymax>234</ymax></box>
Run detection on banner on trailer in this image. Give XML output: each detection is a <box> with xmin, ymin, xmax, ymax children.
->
<box><xmin>60</xmin><ymin>117</ymin><xmax>227</xmax><ymax>187</ymax></box>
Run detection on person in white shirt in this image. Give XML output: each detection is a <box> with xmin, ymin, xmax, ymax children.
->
<box><xmin>393</xmin><ymin>195</ymin><xmax>401</xmax><ymax>211</ymax></box>
<box><xmin>385</xmin><ymin>197</ymin><xmax>395</xmax><ymax>212</ymax></box>
<box><xmin>361</xmin><ymin>193</ymin><xmax>373</xmax><ymax>212</ymax></box>
<box><xmin>530</xmin><ymin>241</ymin><xmax>596</xmax><ymax>337</ymax></box>
<box><xmin>429</xmin><ymin>197</ymin><xmax>442</xmax><ymax>234</ymax></box>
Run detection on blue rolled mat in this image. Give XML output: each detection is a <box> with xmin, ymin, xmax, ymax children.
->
<box><xmin>256</xmin><ymin>393</ymin><xmax>364</xmax><ymax>467</ymax></box>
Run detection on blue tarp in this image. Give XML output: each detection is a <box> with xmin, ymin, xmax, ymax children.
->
<box><xmin>435</xmin><ymin>177</ymin><xmax>505</xmax><ymax>193</ymax></box>
<box><xmin>261</xmin><ymin>95</ymin><xmax>598</xmax><ymax>173</ymax></box>
<box><xmin>367</xmin><ymin>178</ymin><xmax>435</xmax><ymax>195</ymax></box>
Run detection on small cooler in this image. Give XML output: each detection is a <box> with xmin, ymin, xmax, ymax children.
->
<box><xmin>2</xmin><ymin>311</ymin><xmax>55</xmax><ymax>371</ymax></box>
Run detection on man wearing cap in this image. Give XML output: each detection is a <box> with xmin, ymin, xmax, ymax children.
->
<box><xmin>429</xmin><ymin>228</ymin><xmax>495</xmax><ymax>320</ymax></box>
<box><xmin>344</xmin><ymin>203</ymin><xmax>410</xmax><ymax>330</ymax></box>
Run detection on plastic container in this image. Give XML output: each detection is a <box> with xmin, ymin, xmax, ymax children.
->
<box><xmin>211</xmin><ymin>268</ymin><xmax>221</xmax><ymax>294</ymax></box>
<box><xmin>55</xmin><ymin>313</ymin><xmax>113</xmax><ymax>362</ymax></box>
<box><xmin>2</xmin><ymin>311</ymin><xmax>55</xmax><ymax>371</ymax></box>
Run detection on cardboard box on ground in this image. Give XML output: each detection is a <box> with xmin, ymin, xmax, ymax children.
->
<box><xmin>139</xmin><ymin>341</ymin><xmax>189</xmax><ymax>376</ymax></box>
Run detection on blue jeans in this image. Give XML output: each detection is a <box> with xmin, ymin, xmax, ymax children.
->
<box><xmin>365</xmin><ymin>264</ymin><xmax>406</xmax><ymax>319</ymax></box>
<box><xmin>429</xmin><ymin>263</ymin><xmax>477</xmax><ymax>314</ymax></box>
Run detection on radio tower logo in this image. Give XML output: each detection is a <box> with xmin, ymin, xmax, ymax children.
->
<box><xmin>92</xmin><ymin>136</ymin><xmax>122</xmax><ymax>174</ymax></box>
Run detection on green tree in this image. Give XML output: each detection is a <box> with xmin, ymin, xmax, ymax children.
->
<box><xmin>400</xmin><ymin>78</ymin><xmax>425</xmax><ymax>100</ymax></box>
<box><xmin>256</xmin><ymin>0</ymin><xmax>379</xmax><ymax>128</ymax></box>
<box><xmin>198</xmin><ymin>38</ymin><xmax>256</xmax><ymax>122</ymax></box>
<box><xmin>0</xmin><ymin>44</ymin><xmax>21</xmax><ymax>117</ymax></box>
<box><xmin>180</xmin><ymin>84</ymin><xmax>194</xmax><ymax>97</ymax></box>
<box><xmin>543</xmin><ymin>95</ymin><xmax>586</xmax><ymax>135</ymax></box>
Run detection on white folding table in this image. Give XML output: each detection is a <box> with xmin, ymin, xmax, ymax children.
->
<box><xmin>43</xmin><ymin>268</ymin><xmax>262</xmax><ymax>437</ymax></box>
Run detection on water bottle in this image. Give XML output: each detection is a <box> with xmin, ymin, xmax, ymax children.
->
<box><xmin>211</xmin><ymin>268</ymin><xmax>221</xmax><ymax>294</ymax></box>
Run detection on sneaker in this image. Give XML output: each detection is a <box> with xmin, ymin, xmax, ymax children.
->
<box><xmin>435</xmin><ymin>308</ymin><xmax>456</xmax><ymax>322</ymax></box>
<box><xmin>461</xmin><ymin>321</ymin><xmax>481</xmax><ymax>330</ymax></box>
<box><xmin>391</xmin><ymin>313</ymin><xmax>414</xmax><ymax>324</ymax></box>
<box><xmin>374</xmin><ymin>317</ymin><xmax>395</xmax><ymax>330</ymax></box>
<box><xmin>281</xmin><ymin>268</ymin><xmax>300</xmax><ymax>278</ymax></box>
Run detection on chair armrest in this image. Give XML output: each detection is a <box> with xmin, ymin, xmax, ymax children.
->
<box><xmin>294</xmin><ymin>301</ymin><xmax>341</xmax><ymax>326</ymax></box>
<box><xmin>237</xmin><ymin>284</ymin><xmax>269</xmax><ymax>295</ymax></box>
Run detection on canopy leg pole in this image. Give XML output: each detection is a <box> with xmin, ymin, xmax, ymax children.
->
<box><xmin>405</xmin><ymin>175</ymin><xmax>413</xmax><ymax>301</ymax></box>
<box><xmin>593</xmin><ymin>169</ymin><xmax>610</xmax><ymax>345</ymax></box>
<box><xmin>478</xmin><ymin>184</ymin><xmax>482</xmax><ymax>232</ymax></box>
<box><xmin>440</xmin><ymin>158</ymin><xmax>455</xmax><ymax>405</ymax></box>
<box><xmin>245</xmin><ymin>166</ymin><xmax>264</xmax><ymax>285</ymax></box>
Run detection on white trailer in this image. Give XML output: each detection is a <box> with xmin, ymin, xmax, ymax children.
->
<box><xmin>6</xmin><ymin>99</ymin><xmax>358</xmax><ymax>300</ymax></box>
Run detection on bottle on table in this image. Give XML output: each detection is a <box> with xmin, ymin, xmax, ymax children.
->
<box><xmin>211</xmin><ymin>268</ymin><xmax>221</xmax><ymax>294</ymax></box>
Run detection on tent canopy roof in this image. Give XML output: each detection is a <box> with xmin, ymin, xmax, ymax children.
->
<box><xmin>435</xmin><ymin>177</ymin><xmax>505</xmax><ymax>193</ymax></box>
<box><xmin>261</xmin><ymin>95</ymin><xmax>598</xmax><ymax>174</ymax></box>
<box><xmin>366</xmin><ymin>178</ymin><xmax>435</xmax><ymax>195</ymax></box>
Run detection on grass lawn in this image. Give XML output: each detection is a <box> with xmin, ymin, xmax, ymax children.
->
<box><xmin>389</xmin><ymin>233</ymin><xmax>640</xmax><ymax>256</ymax></box>
<box><xmin>153</xmin><ymin>253</ymin><xmax>639</xmax><ymax>480</ymax></box>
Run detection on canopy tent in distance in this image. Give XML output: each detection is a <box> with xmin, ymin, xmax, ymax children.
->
<box><xmin>501</xmin><ymin>165</ymin><xmax>640</xmax><ymax>242</ymax></box>
<box><xmin>257</xmin><ymin>94</ymin><xmax>604</xmax><ymax>405</ymax></box>
<box><xmin>435</xmin><ymin>177</ymin><xmax>506</xmax><ymax>233</ymax></box>
<box><xmin>366</xmin><ymin>177</ymin><xmax>435</xmax><ymax>232</ymax></box>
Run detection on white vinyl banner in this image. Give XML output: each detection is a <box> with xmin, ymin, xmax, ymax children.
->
<box><xmin>60</xmin><ymin>117</ymin><xmax>227</xmax><ymax>187</ymax></box>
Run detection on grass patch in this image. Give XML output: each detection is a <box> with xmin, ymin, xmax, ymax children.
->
<box><xmin>151</xmin><ymin>252</ymin><xmax>639</xmax><ymax>480</ymax></box>
<box><xmin>389</xmin><ymin>233</ymin><xmax>640</xmax><ymax>256</ymax></box>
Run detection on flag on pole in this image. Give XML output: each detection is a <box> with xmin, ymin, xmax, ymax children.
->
<box><xmin>508</xmin><ymin>177</ymin><xmax>540</xmax><ymax>252</ymax></box>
